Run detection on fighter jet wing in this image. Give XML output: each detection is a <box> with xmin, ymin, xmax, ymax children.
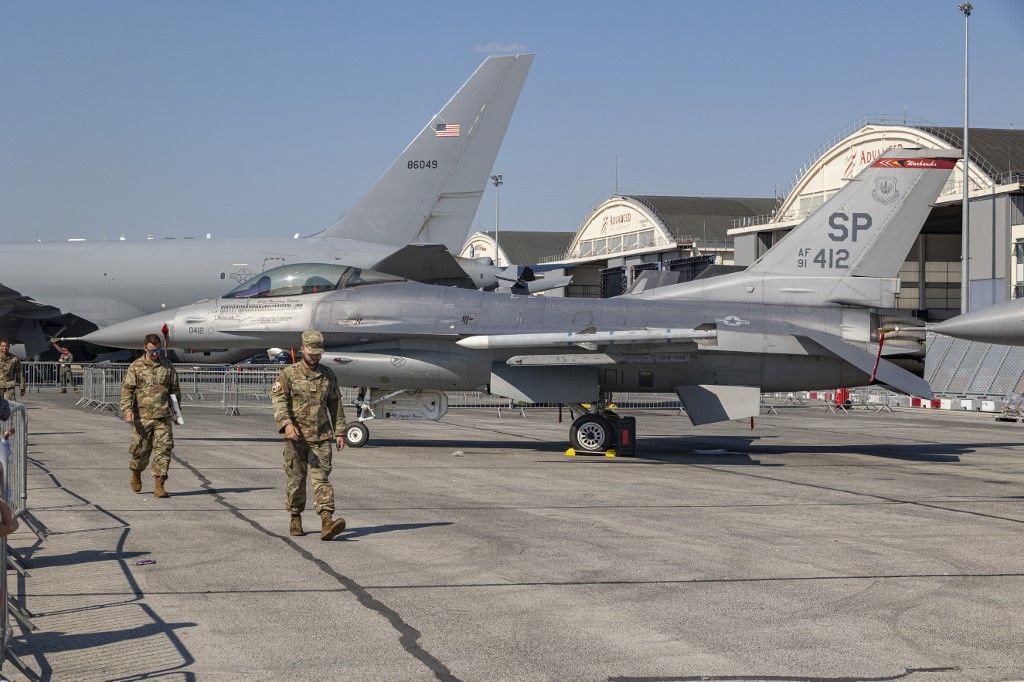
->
<box><xmin>0</xmin><ymin>283</ymin><xmax>63</xmax><ymax>320</ymax></box>
<box><xmin>461</xmin><ymin>322</ymin><xmax>930</xmax><ymax>398</ymax></box>
<box><xmin>0</xmin><ymin>282</ymin><xmax>98</xmax><ymax>355</ymax></box>
<box><xmin>371</xmin><ymin>244</ymin><xmax>475</xmax><ymax>287</ymax></box>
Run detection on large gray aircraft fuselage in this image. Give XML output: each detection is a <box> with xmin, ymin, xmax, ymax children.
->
<box><xmin>7</xmin><ymin>237</ymin><xmax>394</xmax><ymax>328</ymax></box>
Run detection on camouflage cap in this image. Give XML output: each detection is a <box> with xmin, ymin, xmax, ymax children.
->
<box><xmin>301</xmin><ymin>329</ymin><xmax>325</xmax><ymax>353</ymax></box>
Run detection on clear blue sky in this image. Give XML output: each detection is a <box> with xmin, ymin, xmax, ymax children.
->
<box><xmin>2</xmin><ymin>0</ymin><xmax>1022</xmax><ymax>242</ymax></box>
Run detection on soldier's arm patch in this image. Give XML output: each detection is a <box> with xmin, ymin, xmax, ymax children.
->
<box><xmin>272</xmin><ymin>381</ymin><xmax>283</xmax><ymax>394</ymax></box>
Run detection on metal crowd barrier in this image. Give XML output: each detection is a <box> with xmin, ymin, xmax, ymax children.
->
<box><xmin>78</xmin><ymin>365</ymin><xmax>130</xmax><ymax>412</ymax></box>
<box><xmin>72</xmin><ymin>361</ymin><xmax>914</xmax><ymax>418</ymax></box>
<box><xmin>1</xmin><ymin>401</ymin><xmax>45</xmax><ymax>678</ymax></box>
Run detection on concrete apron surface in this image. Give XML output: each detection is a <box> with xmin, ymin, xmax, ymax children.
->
<box><xmin>4</xmin><ymin>394</ymin><xmax>1024</xmax><ymax>681</ymax></box>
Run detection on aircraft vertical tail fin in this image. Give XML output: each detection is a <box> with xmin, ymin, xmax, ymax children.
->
<box><xmin>748</xmin><ymin>148</ymin><xmax>961</xmax><ymax>278</ymax></box>
<box><xmin>318</xmin><ymin>54</ymin><xmax>534</xmax><ymax>251</ymax></box>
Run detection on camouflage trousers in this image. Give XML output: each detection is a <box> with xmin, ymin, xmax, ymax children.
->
<box><xmin>282</xmin><ymin>439</ymin><xmax>335</xmax><ymax>515</ymax></box>
<box><xmin>129</xmin><ymin>417</ymin><xmax>174</xmax><ymax>478</ymax></box>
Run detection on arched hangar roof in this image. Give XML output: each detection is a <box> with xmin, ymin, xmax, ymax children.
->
<box><xmin>625</xmin><ymin>195</ymin><xmax>780</xmax><ymax>241</ymax></box>
<box><xmin>460</xmin><ymin>230</ymin><xmax>575</xmax><ymax>265</ymax></box>
<box><xmin>732</xmin><ymin>123</ymin><xmax>1024</xmax><ymax>235</ymax></box>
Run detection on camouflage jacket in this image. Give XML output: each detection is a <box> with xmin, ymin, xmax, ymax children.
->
<box><xmin>271</xmin><ymin>362</ymin><xmax>345</xmax><ymax>442</ymax></box>
<box><xmin>0</xmin><ymin>355</ymin><xmax>24</xmax><ymax>391</ymax></box>
<box><xmin>120</xmin><ymin>356</ymin><xmax>181</xmax><ymax>420</ymax></box>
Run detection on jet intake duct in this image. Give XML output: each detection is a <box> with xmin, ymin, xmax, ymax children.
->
<box><xmin>321</xmin><ymin>348</ymin><xmax>487</xmax><ymax>390</ymax></box>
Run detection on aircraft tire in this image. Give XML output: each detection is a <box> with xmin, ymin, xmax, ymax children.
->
<box><xmin>343</xmin><ymin>422</ymin><xmax>369</xmax><ymax>448</ymax></box>
<box><xmin>569</xmin><ymin>414</ymin><xmax>613</xmax><ymax>453</ymax></box>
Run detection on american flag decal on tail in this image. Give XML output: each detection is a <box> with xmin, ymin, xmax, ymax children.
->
<box><xmin>435</xmin><ymin>122</ymin><xmax>460</xmax><ymax>137</ymax></box>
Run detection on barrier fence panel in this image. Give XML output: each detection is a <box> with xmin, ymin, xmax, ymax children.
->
<box><xmin>223</xmin><ymin>369</ymin><xmax>281</xmax><ymax>415</ymax></box>
<box><xmin>1</xmin><ymin>526</ymin><xmax>6</xmax><ymax>674</ymax></box>
<box><xmin>1</xmin><ymin>404</ymin><xmax>28</xmax><ymax>519</ymax></box>
<box><xmin>24</xmin><ymin>361</ymin><xmax>59</xmax><ymax>392</ymax></box>
<box><xmin>1</xmin><ymin>401</ymin><xmax>37</xmax><ymax>677</ymax></box>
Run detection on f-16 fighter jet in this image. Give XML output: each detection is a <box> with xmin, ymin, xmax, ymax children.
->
<box><xmin>81</xmin><ymin>148</ymin><xmax>960</xmax><ymax>451</ymax></box>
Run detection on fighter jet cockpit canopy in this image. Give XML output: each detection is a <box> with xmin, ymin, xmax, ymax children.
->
<box><xmin>222</xmin><ymin>263</ymin><xmax>405</xmax><ymax>299</ymax></box>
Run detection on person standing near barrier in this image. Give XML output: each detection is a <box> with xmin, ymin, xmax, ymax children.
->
<box><xmin>58</xmin><ymin>347</ymin><xmax>74</xmax><ymax>393</ymax></box>
<box><xmin>271</xmin><ymin>330</ymin><xmax>347</xmax><ymax>540</ymax></box>
<box><xmin>0</xmin><ymin>340</ymin><xmax>26</xmax><ymax>401</ymax></box>
<box><xmin>120</xmin><ymin>334</ymin><xmax>181</xmax><ymax>498</ymax></box>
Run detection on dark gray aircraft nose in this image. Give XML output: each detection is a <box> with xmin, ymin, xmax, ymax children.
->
<box><xmin>930</xmin><ymin>298</ymin><xmax>1024</xmax><ymax>345</ymax></box>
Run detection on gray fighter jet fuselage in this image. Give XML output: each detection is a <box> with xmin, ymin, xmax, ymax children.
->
<box><xmin>83</xmin><ymin>147</ymin><xmax>960</xmax><ymax>451</ymax></box>
<box><xmin>87</xmin><ymin>277</ymin><xmax>899</xmax><ymax>395</ymax></box>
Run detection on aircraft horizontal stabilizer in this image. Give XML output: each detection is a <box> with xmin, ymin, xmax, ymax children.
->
<box><xmin>510</xmin><ymin>275</ymin><xmax>574</xmax><ymax>295</ymax></box>
<box><xmin>675</xmin><ymin>385</ymin><xmax>760</xmax><ymax>426</ymax></box>
<box><xmin>797</xmin><ymin>328</ymin><xmax>932</xmax><ymax>398</ymax></box>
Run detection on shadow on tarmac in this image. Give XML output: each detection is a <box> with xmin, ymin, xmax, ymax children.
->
<box><xmin>176</xmin><ymin>436</ymin><xmax>279</xmax><ymax>443</ymax></box>
<box><xmin>372</xmin><ymin>437</ymin><xmax>566</xmax><ymax>451</ymax></box>
<box><xmin>335</xmin><ymin>521</ymin><xmax>453</xmax><ymax>541</ymax></box>
<box><xmin>629</xmin><ymin>435</ymin><xmax>1010</xmax><ymax>464</ymax></box>
<box><xmin>14</xmin><ymin>615</ymin><xmax>197</xmax><ymax>655</ymax></box>
<box><xmin>27</xmin><ymin>548</ymin><xmax>149</xmax><ymax>569</ymax></box>
<box><xmin>169</xmin><ymin>486</ymin><xmax>273</xmax><ymax>497</ymax></box>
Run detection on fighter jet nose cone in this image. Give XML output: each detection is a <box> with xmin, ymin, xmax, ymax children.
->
<box><xmin>81</xmin><ymin>311</ymin><xmax>173</xmax><ymax>349</ymax></box>
<box><xmin>930</xmin><ymin>298</ymin><xmax>1024</xmax><ymax>346</ymax></box>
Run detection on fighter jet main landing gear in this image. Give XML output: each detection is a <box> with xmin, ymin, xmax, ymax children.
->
<box><xmin>567</xmin><ymin>397</ymin><xmax>634</xmax><ymax>456</ymax></box>
<box><xmin>569</xmin><ymin>413</ymin><xmax>615</xmax><ymax>452</ymax></box>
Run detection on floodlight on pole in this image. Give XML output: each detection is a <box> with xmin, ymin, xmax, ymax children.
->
<box><xmin>959</xmin><ymin>1</ymin><xmax>972</xmax><ymax>313</ymax></box>
<box><xmin>491</xmin><ymin>174</ymin><xmax>503</xmax><ymax>267</ymax></box>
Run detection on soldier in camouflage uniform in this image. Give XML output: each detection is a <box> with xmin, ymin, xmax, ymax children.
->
<box><xmin>120</xmin><ymin>333</ymin><xmax>181</xmax><ymax>498</ymax></box>
<box><xmin>58</xmin><ymin>348</ymin><xmax>74</xmax><ymax>393</ymax></box>
<box><xmin>271</xmin><ymin>329</ymin><xmax>347</xmax><ymax>540</ymax></box>
<box><xmin>0</xmin><ymin>340</ymin><xmax>26</xmax><ymax>401</ymax></box>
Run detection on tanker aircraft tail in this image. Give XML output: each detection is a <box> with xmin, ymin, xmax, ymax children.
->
<box><xmin>318</xmin><ymin>54</ymin><xmax>534</xmax><ymax>252</ymax></box>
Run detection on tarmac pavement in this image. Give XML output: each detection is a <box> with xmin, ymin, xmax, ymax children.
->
<box><xmin>4</xmin><ymin>394</ymin><xmax>1024</xmax><ymax>681</ymax></box>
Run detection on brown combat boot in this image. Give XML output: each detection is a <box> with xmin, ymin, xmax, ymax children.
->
<box><xmin>153</xmin><ymin>476</ymin><xmax>169</xmax><ymax>498</ymax></box>
<box><xmin>289</xmin><ymin>514</ymin><xmax>304</xmax><ymax>536</ymax></box>
<box><xmin>320</xmin><ymin>510</ymin><xmax>346</xmax><ymax>541</ymax></box>
<box><xmin>129</xmin><ymin>469</ymin><xmax>142</xmax><ymax>493</ymax></box>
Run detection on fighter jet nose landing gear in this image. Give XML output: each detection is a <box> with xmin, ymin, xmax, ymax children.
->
<box><xmin>343</xmin><ymin>421</ymin><xmax>369</xmax><ymax>448</ymax></box>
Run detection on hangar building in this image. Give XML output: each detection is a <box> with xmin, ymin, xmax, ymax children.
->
<box><xmin>461</xmin><ymin>195</ymin><xmax>776</xmax><ymax>297</ymax></box>
<box><xmin>729</xmin><ymin>120</ymin><xmax>1024</xmax><ymax>319</ymax></box>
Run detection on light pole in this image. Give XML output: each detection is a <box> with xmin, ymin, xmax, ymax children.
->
<box><xmin>490</xmin><ymin>174</ymin><xmax>503</xmax><ymax>266</ymax></box>
<box><xmin>959</xmin><ymin>2</ymin><xmax>972</xmax><ymax>313</ymax></box>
